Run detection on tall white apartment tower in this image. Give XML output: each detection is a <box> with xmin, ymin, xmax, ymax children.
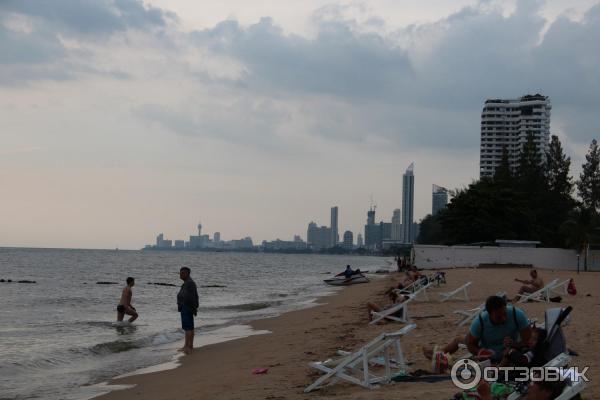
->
<box><xmin>402</xmin><ymin>163</ymin><xmax>415</xmax><ymax>243</ymax></box>
<box><xmin>480</xmin><ymin>94</ymin><xmax>551</xmax><ymax>178</ymax></box>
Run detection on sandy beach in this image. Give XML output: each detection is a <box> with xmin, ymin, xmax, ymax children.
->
<box><xmin>97</xmin><ymin>268</ymin><xmax>600</xmax><ymax>400</ymax></box>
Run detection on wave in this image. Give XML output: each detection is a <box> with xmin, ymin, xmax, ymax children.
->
<box><xmin>89</xmin><ymin>330</ymin><xmax>183</xmax><ymax>355</ymax></box>
<box><xmin>202</xmin><ymin>301</ymin><xmax>283</xmax><ymax>312</ymax></box>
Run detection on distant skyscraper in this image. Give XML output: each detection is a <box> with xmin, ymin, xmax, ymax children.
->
<box><xmin>391</xmin><ymin>209</ymin><xmax>402</xmax><ymax>241</ymax></box>
<box><xmin>214</xmin><ymin>232</ymin><xmax>221</xmax><ymax>242</ymax></box>
<box><xmin>330</xmin><ymin>206</ymin><xmax>339</xmax><ymax>248</ymax></box>
<box><xmin>197</xmin><ymin>222</ymin><xmax>202</xmax><ymax>237</ymax></box>
<box><xmin>432</xmin><ymin>185</ymin><xmax>448</xmax><ymax>215</ymax></box>
<box><xmin>156</xmin><ymin>233</ymin><xmax>164</xmax><ymax>247</ymax></box>
<box><xmin>402</xmin><ymin>163</ymin><xmax>415</xmax><ymax>243</ymax></box>
<box><xmin>343</xmin><ymin>231</ymin><xmax>353</xmax><ymax>250</ymax></box>
<box><xmin>367</xmin><ymin>207</ymin><xmax>375</xmax><ymax>226</ymax></box>
<box><xmin>480</xmin><ymin>94</ymin><xmax>551</xmax><ymax>177</ymax></box>
<box><xmin>357</xmin><ymin>233</ymin><xmax>363</xmax><ymax>247</ymax></box>
<box><xmin>307</xmin><ymin>221</ymin><xmax>331</xmax><ymax>250</ymax></box>
<box><xmin>364</xmin><ymin>207</ymin><xmax>380</xmax><ymax>248</ymax></box>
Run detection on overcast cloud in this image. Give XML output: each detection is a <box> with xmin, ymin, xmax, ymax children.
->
<box><xmin>1</xmin><ymin>0</ymin><xmax>599</xmax><ymax>248</ymax></box>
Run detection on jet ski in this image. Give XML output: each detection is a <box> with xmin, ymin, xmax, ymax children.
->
<box><xmin>324</xmin><ymin>274</ymin><xmax>370</xmax><ymax>286</ymax></box>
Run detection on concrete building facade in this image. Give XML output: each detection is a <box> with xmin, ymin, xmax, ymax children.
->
<box><xmin>480</xmin><ymin>94</ymin><xmax>551</xmax><ymax>177</ymax></box>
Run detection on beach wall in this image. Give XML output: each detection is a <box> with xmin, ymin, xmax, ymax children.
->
<box><xmin>414</xmin><ymin>245</ymin><xmax>600</xmax><ymax>272</ymax></box>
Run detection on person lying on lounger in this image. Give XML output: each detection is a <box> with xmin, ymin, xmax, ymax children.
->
<box><xmin>513</xmin><ymin>269</ymin><xmax>544</xmax><ymax>301</ymax></box>
<box><xmin>366</xmin><ymin>290</ymin><xmax>410</xmax><ymax>322</ymax></box>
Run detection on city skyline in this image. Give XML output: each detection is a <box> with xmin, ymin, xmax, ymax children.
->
<box><xmin>2</xmin><ymin>1</ymin><xmax>599</xmax><ymax>249</ymax></box>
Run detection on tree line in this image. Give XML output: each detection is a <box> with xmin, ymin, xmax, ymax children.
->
<box><xmin>418</xmin><ymin>134</ymin><xmax>600</xmax><ymax>256</ymax></box>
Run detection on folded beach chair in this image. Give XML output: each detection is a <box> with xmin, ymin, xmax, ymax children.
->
<box><xmin>369</xmin><ymin>296</ymin><xmax>414</xmax><ymax>325</ymax></box>
<box><xmin>304</xmin><ymin>324</ymin><xmax>417</xmax><ymax>392</ymax></box>
<box><xmin>439</xmin><ymin>281</ymin><xmax>472</xmax><ymax>302</ymax></box>
<box><xmin>516</xmin><ymin>279</ymin><xmax>559</xmax><ymax>303</ymax></box>
<box><xmin>453</xmin><ymin>292</ymin><xmax>506</xmax><ymax>326</ymax></box>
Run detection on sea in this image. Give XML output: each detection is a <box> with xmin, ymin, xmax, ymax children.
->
<box><xmin>0</xmin><ymin>248</ymin><xmax>388</xmax><ymax>400</ymax></box>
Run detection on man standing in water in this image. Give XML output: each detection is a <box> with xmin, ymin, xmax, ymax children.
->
<box><xmin>117</xmin><ymin>277</ymin><xmax>138</xmax><ymax>323</ymax></box>
<box><xmin>177</xmin><ymin>267</ymin><xmax>199</xmax><ymax>354</ymax></box>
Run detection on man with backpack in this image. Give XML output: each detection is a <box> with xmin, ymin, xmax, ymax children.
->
<box><xmin>466</xmin><ymin>295</ymin><xmax>531</xmax><ymax>364</ymax></box>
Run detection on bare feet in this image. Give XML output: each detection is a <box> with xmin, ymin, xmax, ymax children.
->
<box><xmin>183</xmin><ymin>347</ymin><xmax>193</xmax><ymax>355</ymax></box>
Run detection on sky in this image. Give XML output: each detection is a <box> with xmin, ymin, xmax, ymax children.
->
<box><xmin>1</xmin><ymin>0</ymin><xmax>599</xmax><ymax>249</ymax></box>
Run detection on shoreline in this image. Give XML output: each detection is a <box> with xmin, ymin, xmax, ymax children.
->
<box><xmin>95</xmin><ymin>268</ymin><xmax>599</xmax><ymax>400</ymax></box>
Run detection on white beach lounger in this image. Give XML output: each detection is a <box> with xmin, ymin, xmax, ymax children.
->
<box><xmin>396</xmin><ymin>280</ymin><xmax>433</xmax><ymax>302</ymax></box>
<box><xmin>506</xmin><ymin>353</ymin><xmax>575</xmax><ymax>400</ymax></box>
<box><xmin>369</xmin><ymin>296</ymin><xmax>414</xmax><ymax>325</ymax></box>
<box><xmin>516</xmin><ymin>279</ymin><xmax>559</xmax><ymax>303</ymax></box>
<box><xmin>439</xmin><ymin>282</ymin><xmax>472</xmax><ymax>302</ymax></box>
<box><xmin>453</xmin><ymin>292</ymin><xmax>506</xmax><ymax>327</ymax></box>
<box><xmin>304</xmin><ymin>324</ymin><xmax>417</xmax><ymax>393</ymax></box>
<box><xmin>555</xmin><ymin>376</ymin><xmax>587</xmax><ymax>400</ymax></box>
<box><xmin>549</xmin><ymin>279</ymin><xmax>571</xmax><ymax>297</ymax></box>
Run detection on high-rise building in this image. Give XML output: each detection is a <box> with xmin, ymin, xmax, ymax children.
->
<box><xmin>402</xmin><ymin>163</ymin><xmax>415</xmax><ymax>243</ymax></box>
<box><xmin>214</xmin><ymin>232</ymin><xmax>221</xmax><ymax>243</ymax></box>
<box><xmin>307</xmin><ymin>222</ymin><xmax>331</xmax><ymax>250</ymax></box>
<box><xmin>432</xmin><ymin>185</ymin><xmax>448</xmax><ymax>215</ymax></box>
<box><xmin>391</xmin><ymin>209</ymin><xmax>402</xmax><ymax>241</ymax></box>
<box><xmin>480</xmin><ymin>94</ymin><xmax>551</xmax><ymax>177</ymax></box>
<box><xmin>367</xmin><ymin>208</ymin><xmax>375</xmax><ymax>226</ymax></box>
<box><xmin>197</xmin><ymin>222</ymin><xmax>202</xmax><ymax>237</ymax></box>
<box><xmin>330</xmin><ymin>206</ymin><xmax>339</xmax><ymax>248</ymax></box>
<box><xmin>364</xmin><ymin>207</ymin><xmax>379</xmax><ymax>248</ymax></box>
<box><xmin>156</xmin><ymin>233</ymin><xmax>164</xmax><ymax>247</ymax></box>
<box><xmin>357</xmin><ymin>233</ymin><xmax>364</xmax><ymax>247</ymax></box>
<box><xmin>343</xmin><ymin>230</ymin><xmax>353</xmax><ymax>250</ymax></box>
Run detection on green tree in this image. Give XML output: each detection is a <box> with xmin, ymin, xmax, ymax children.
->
<box><xmin>577</xmin><ymin>139</ymin><xmax>600</xmax><ymax>212</ymax></box>
<box><xmin>417</xmin><ymin>213</ymin><xmax>444</xmax><ymax>244</ymax></box>
<box><xmin>560</xmin><ymin>207</ymin><xmax>600</xmax><ymax>270</ymax></box>
<box><xmin>494</xmin><ymin>145</ymin><xmax>512</xmax><ymax>184</ymax></box>
<box><xmin>546</xmin><ymin>135</ymin><xmax>573</xmax><ymax>197</ymax></box>
<box><xmin>516</xmin><ymin>132</ymin><xmax>546</xmax><ymax>187</ymax></box>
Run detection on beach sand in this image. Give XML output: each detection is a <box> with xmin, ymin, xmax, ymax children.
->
<box><xmin>97</xmin><ymin>268</ymin><xmax>599</xmax><ymax>400</ymax></box>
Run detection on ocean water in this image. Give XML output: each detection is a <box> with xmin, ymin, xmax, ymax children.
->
<box><xmin>0</xmin><ymin>248</ymin><xmax>387</xmax><ymax>400</ymax></box>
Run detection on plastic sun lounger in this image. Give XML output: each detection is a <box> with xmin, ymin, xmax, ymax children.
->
<box><xmin>505</xmin><ymin>353</ymin><xmax>575</xmax><ymax>400</ymax></box>
<box><xmin>370</xmin><ymin>296</ymin><xmax>414</xmax><ymax>325</ymax></box>
<box><xmin>439</xmin><ymin>282</ymin><xmax>472</xmax><ymax>302</ymax></box>
<box><xmin>453</xmin><ymin>291</ymin><xmax>505</xmax><ymax>326</ymax></box>
<box><xmin>516</xmin><ymin>279</ymin><xmax>560</xmax><ymax>303</ymax></box>
<box><xmin>396</xmin><ymin>280</ymin><xmax>433</xmax><ymax>302</ymax></box>
<box><xmin>304</xmin><ymin>324</ymin><xmax>417</xmax><ymax>393</ymax></box>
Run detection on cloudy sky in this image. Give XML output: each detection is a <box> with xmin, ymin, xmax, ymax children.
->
<box><xmin>1</xmin><ymin>0</ymin><xmax>599</xmax><ymax>249</ymax></box>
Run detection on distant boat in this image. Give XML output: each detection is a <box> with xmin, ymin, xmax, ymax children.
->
<box><xmin>324</xmin><ymin>275</ymin><xmax>369</xmax><ymax>286</ymax></box>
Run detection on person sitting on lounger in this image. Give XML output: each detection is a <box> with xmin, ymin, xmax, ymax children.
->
<box><xmin>467</xmin><ymin>295</ymin><xmax>531</xmax><ymax>364</ymax></box>
<box><xmin>513</xmin><ymin>269</ymin><xmax>544</xmax><ymax>301</ymax></box>
<box><xmin>366</xmin><ymin>290</ymin><xmax>409</xmax><ymax>322</ymax></box>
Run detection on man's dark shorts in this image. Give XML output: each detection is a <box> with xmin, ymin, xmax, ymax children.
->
<box><xmin>180</xmin><ymin>305</ymin><xmax>194</xmax><ymax>331</ymax></box>
<box><xmin>117</xmin><ymin>304</ymin><xmax>125</xmax><ymax>313</ymax></box>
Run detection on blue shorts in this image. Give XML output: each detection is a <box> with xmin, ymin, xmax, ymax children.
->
<box><xmin>180</xmin><ymin>305</ymin><xmax>194</xmax><ymax>331</ymax></box>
